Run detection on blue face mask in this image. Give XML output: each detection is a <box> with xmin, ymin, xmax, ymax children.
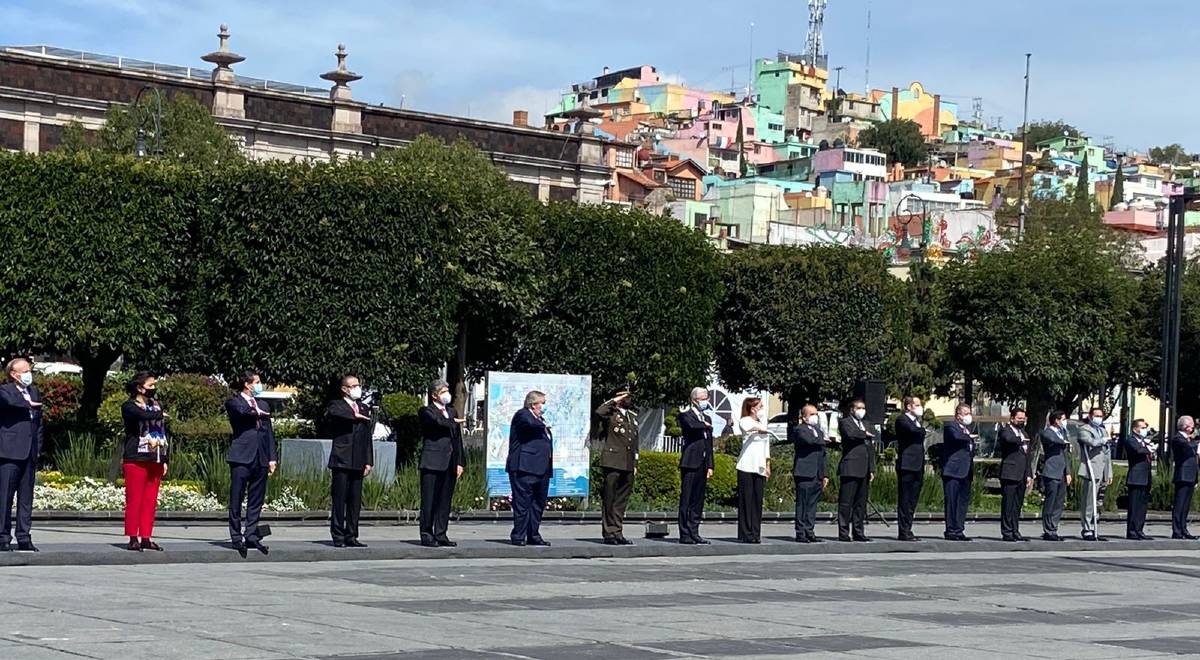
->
<box><xmin>18</xmin><ymin>372</ymin><xmax>32</xmax><ymax>387</ymax></box>
<box><xmin>251</xmin><ymin>382</ymin><xmax>264</xmax><ymax>396</ymax></box>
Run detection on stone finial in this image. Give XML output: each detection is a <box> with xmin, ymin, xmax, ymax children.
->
<box><xmin>320</xmin><ymin>43</ymin><xmax>363</xmax><ymax>101</ymax></box>
<box><xmin>201</xmin><ymin>23</ymin><xmax>245</xmax><ymax>84</ymax></box>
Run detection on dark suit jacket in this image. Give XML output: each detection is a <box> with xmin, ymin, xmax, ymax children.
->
<box><xmin>1172</xmin><ymin>432</ymin><xmax>1198</xmax><ymax>484</ymax></box>
<box><xmin>1125</xmin><ymin>434</ymin><xmax>1154</xmax><ymax>487</ymax></box>
<box><xmin>894</xmin><ymin>413</ymin><xmax>926</xmax><ymax>472</ymax></box>
<box><xmin>790</xmin><ymin>422</ymin><xmax>827</xmax><ymax>479</ymax></box>
<box><xmin>594</xmin><ymin>401</ymin><xmax>638</xmax><ymax>472</ymax></box>
<box><xmin>418</xmin><ymin>404</ymin><xmax>465</xmax><ymax>472</ymax></box>
<box><xmin>325</xmin><ymin>399</ymin><xmax>374</xmax><ymax>471</ymax></box>
<box><xmin>1039</xmin><ymin>426</ymin><xmax>1069</xmax><ymax>480</ymax></box>
<box><xmin>506</xmin><ymin>407</ymin><xmax>553</xmax><ymax>476</ymax></box>
<box><xmin>940</xmin><ymin>422</ymin><xmax>975</xmax><ymax>480</ymax></box>
<box><xmin>997</xmin><ymin>425</ymin><xmax>1032</xmax><ymax>482</ymax></box>
<box><xmin>0</xmin><ymin>382</ymin><xmax>41</xmax><ymax>462</ymax></box>
<box><xmin>225</xmin><ymin>395</ymin><xmax>277</xmax><ymax>466</ymax></box>
<box><xmin>676</xmin><ymin>407</ymin><xmax>715</xmax><ymax>470</ymax></box>
<box><xmin>837</xmin><ymin>415</ymin><xmax>874</xmax><ymax>479</ymax></box>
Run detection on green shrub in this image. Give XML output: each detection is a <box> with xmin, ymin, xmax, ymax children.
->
<box><xmin>51</xmin><ymin>432</ymin><xmax>109</xmax><ymax>478</ymax></box>
<box><xmin>634</xmin><ymin>452</ymin><xmax>681</xmax><ymax>506</ymax></box>
<box><xmin>168</xmin><ymin>416</ymin><xmax>232</xmax><ymax>448</ymax></box>
<box><xmin>718</xmin><ymin>434</ymin><xmax>743</xmax><ymax>457</ymax></box>
<box><xmin>157</xmin><ymin>373</ymin><xmax>228</xmax><ymax>422</ymax></box>
<box><xmin>663</xmin><ymin>409</ymin><xmax>683</xmax><ymax>437</ymax></box>
<box><xmin>707</xmin><ymin>453</ymin><xmax>737</xmax><ymax>506</ymax></box>
<box><xmin>382</xmin><ymin>391</ymin><xmax>423</xmax><ymax>463</ymax></box>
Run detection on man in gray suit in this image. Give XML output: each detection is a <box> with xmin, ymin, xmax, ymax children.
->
<box><xmin>790</xmin><ymin>404</ymin><xmax>828</xmax><ymax>543</ymax></box>
<box><xmin>1038</xmin><ymin>411</ymin><xmax>1072</xmax><ymax>541</ymax></box>
<box><xmin>1077</xmin><ymin>407</ymin><xmax>1112</xmax><ymax>541</ymax></box>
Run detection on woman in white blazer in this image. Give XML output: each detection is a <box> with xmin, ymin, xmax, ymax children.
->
<box><xmin>735</xmin><ymin>397</ymin><xmax>771</xmax><ymax>543</ymax></box>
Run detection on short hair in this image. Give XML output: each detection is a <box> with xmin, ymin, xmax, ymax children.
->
<box><xmin>340</xmin><ymin>374</ymin><xmax>359</xmax><ymax>388</ymax></box>
<box><xmin>5</xmin><ymin>358</ymin><xmax>29</xmax><ymax>374</ymax></box>
<box><xmin>1178</xmin><ymin>416</ymin><xmax>1194</xmax><ymax>432</ymax></box>
<box><xmin>1050</xmin><ymin>410</ymin><xmax>1067</xmax><ymax>423</ymax></box>
<box><xmin>903</xmin><ymin>395</ymin><xmax>922</xmax><ymax>408</ymax></box>
<box><xmin>1089</xmin><ymin>406</ymin><xmax>1105</xmax><ymax>417</ymax></box>
<box><xmin>125</xmin><ymin>371</ymin><xmax>156</xmax><ymax>398</ymax></box>
<box><xmin>1009</xmin><ymin>407</ymin><xmax>1026</xmax><ymax>418</ymax></box>
<box><xmin>740</xmin><ymin>397</ymin><xmax>761</xmax><ymax>418</ymax></box>
<box><xmin>429</xmin><ymin>379</ymin><xmax>449</xmax><ymax>396</ymax></box>
<box><xmin>1132</xmin><ymin>418</ymin><xmax>1147</xmax><ymax>428</ymax></box>
<box><xmin>801</xmin><ymin>404</ymin><xmax>818</xmax><ymax>416</ymax></box>
<box><xmin>690</xmin><ymin>387</ymin><xmax>707</xmax><ymax>401</ymax></box>
<box><xmin>524</xmin><ymin>390</ymin><xmax>546</xmax><ymax>408</ymax></box>
<box><xmin>851</xmin><ymin>399</ymin><xmax>866</xmax><ymax>407</ymax></box>
<box><xmin>232</xmin><ymin>371</ymin><xmax>258</xmax><ymax>391</ymax></box>
<box><xmin>955</xmin><ymin>403</ymin><xmax>971</xmax><ymax>415</ymax></box>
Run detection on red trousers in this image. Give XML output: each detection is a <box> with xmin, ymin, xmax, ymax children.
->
<box><xmin>123</xmin><ymin>461</ymin><xmax>165</xmax><ymax>538</ymax></box>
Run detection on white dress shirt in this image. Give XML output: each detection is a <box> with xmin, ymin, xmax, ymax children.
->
<box><xmin>736</xmin><ymin>415</ymin><xmax>771</xmax><ymax>475</ymax></box>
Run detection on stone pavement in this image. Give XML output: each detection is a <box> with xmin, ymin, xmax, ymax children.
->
<box><xmin>4</xmin><ymin>528</ymin><xmax>1200</xmax><ymax>659</ymax></box>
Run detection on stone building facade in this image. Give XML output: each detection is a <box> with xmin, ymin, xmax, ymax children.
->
<box><xmin>0</xmin><ymin>29</ymin><xmax>609</xmax><ymax>204</ymax></box>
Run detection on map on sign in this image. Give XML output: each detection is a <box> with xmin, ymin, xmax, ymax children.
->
<box><xmin>485</xmin><ymin>371</ymin><xmax>592</xmax><ymax>498</ymax></box>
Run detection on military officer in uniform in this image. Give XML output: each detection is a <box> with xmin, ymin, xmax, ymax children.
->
<box><xmin>997</xmin><ymin>407</ymin><xmax>1032</xmax><ymax>542</ymax></box>
<box><xmin>594</xmin><ymin>387</ymin><xmax>639</xmax><ymax>545</ymax></box>
<box><xmin>1077</xmin><ymin>407</ymin><xmax>1112</xmax><ymax>541</ymax></box>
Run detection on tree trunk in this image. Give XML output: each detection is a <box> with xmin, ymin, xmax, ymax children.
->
<box><xmin>447</xmin><ymin>318</ymin><xmax>469</xmax><ymax>419</ymax></box>
<box><xmin>75</xmin><ymin>345</ymin><xmax>120</xmax><ymax>423</ymax></box>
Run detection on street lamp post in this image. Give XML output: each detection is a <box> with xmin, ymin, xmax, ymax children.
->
<box><xmin>1017</xmin><ymin>53</ymin><xmax>1031</xmax><ymax>241</ymax></box>
<box><xmin>1158</xmin><ymin>186</ymin><xmax>1199</xmax><ymax>458</ymax></box>
<box><xmin>132</xmin><ymin>85</ymin><xmax>164</xmax><ymax>158</ymax></box>
<box><xmin>896</xmin><ymin>193</ymin><xmax>931</xmax><ymax>260</ymax></box>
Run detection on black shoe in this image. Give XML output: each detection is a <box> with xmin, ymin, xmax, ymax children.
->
<box><xmin>616</xmin><ymin>537</ymin><xmax>634</xmax><ymax>546</ymax></box>
<box><xmin>529</xmin><ymin>538</ymin><xmax>551</xmax><ymax>547</ymax></box>
<box><xmin>680</xmin><ymin>538</ymin><xmax>696</xmax><ymax>545</ymax></box>
<box><xmin>795</xmin><ymin>534</ymin><xmax>810</xmax><ymax>543</ymax></box>
<box><xmin>1138</xmin><ymin>532</ymin><xmax>1153</xmax><ymax>540</ymax></box>
<box><xmin>693</xmin><ymin>537</ymin><xmax>711</xmax><ymax>545</ymax></box>
<box><xmin>1014</xmin><ymin>534</ymin><xmax>1029</xmax><ymax>542</ymax></box>
<box><xmin>139</xmin><ymin>539</ymin><xmax>162</xmax><ymax>552</ymax></box>
<box><xmin>603</xmin><ymin>537</ymin><xmax>621</xmax><ymax>546</ymax></box>
<box><xmin>249</xmin><ymin>540</ymin><xmax>269</xmax><ymax>555</ymax></box>
<box><xmin>127</xmin><ymin>537</ymin><xmax>143</xmax><ymax>552</ymax></box>
<box><xmin>436</xmin><ymin>538</ymin><xmax>457</xmax><ymax>547</ymax></box>
<box><xmin>346</xmin><ymin>539</ymin><xmax>367</xmax><ymax>548</ymax></box>
<box><xmin>233</xmin><ymin>542</ymin><xmax>248</xmax><ymax>558</ymax></box>
<box><xmin>15</xmin><ymin>542</ymin><xmax>38</xmax><ymax>553</ymax></box>
<box><xmin>853</xmin><ymin>535</ymin><xmax>871</xmax><ymax>543</ymax></box>
<box><xmin>511</xmin><ymin>539</ymin><xmax>526</xmax><ymax>546</ymax></box>
<box><xmin>1002</xmin><ymin>536</ymin><xmax>1017</xmax><ymax>542</ymax></box>
<box><xmin>1042</xmin><ymin>533</ymin><xmax>1061</xmax><ymax>541</ymax></box>
<box><xmin>1185</xmin><ymin>533</ymin><xmax>1198</xmax><ymax>540</ymax></box>
<box><xmin>807</xmin><ymin>534</ymin><xmax>823</xmax><ymax>543</ymax></box>
<box><xmin>838</xmin><ymin>535</ymin><xmax>853</xmax><ymax>542</ymax></box>
<box><xmin>898</xmin><ymin>534</ymin><xmax>917</xmax><ymax>542</ymax></box>
<box><xmin>332</xmin><ymin>540</ymin><xmax>346</xmax><ymax>548</ymax></box>
<box><xmin>420</xmin><ymin>538</ymin><xmax>439</xmax><ymax>548</ymax></box>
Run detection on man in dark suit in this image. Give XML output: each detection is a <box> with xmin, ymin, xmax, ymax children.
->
<box><xmin>418</xmin><ymin>380</ymin><xmax>466</xmax><ymax>547</ymax></box>
<box><xmin>676</xmin><ymin>387</ymin><xmax>714</xmax><ymax>545</ymax></box>
<box><xmin>506</xmin><ymin>390</ymin><xmax>553</xmax><ymax>546</ymax></box>
<box><xmin>836</xmin><ymin>400</ymin><xmax>875</xmax><ymax>542</ymax></box>
<box><xmin>941</xmin><ymin>403</ymin><xmax>977</xmax><ymax>541</ymax></box>
<box><xmin>1038</xmin><ymin>410</ymin><xmax>1072</xmax><ymax>541</ymax></box>
<box><xmin>225</xmin><ymin>372</ymin><xmax>277</xmax><ymax>557</ymax></box>
<box><xmin>594</xmin><ymin>387</ymin><xmax>639</xmax><ymax>545</ymax></box>
<box><xmin>1171</xmin><ymin>415</ymin><xmax>1198</xmax><ymax>539</ymax></box>
<box><xmin>0</xmin><ymin>358</ymin><xmax>42</xmax><ymax>552</ymax></box>
<box><xmin>325</xmin><ymin>375</ymin><xmax>374</xmax><ymax>548</ymax></box>
<box><xmin>894</xmin><ymin>396</ymin><xmax>926</xmax><ymax>541</ymax></box>
<box><xmin>1124</xmin><ymin>418</ymin><xmax>1153</xmax><ymax>540</ymax></box>
<box><xmin>997</xmin><ymin>407</ymin><xmax>1033</xmax><ymax>542</ymax></box>
<box><xmin>791</xmin><ymin>404</ymin><xmax>828</xmax><ymax>543</ymax></box>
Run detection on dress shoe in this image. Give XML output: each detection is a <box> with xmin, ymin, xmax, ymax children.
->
<box><xmin>1042</xmin><ymin>533</ymin><xmax>1061</xmax><ymax>541</ymax></box>
<box><xmin>693</xmin><ymin>537</ymin><xmax>711</xmax><ymax>545</ymax></box>
<box><xmin>233</xmin><ymin>542</ymin><xmax>248</xmax><ymax>558</ymax></box>
<box><xmin>139</xmin><ymin>539</ymin><xmax>162</xmax><ymax>552</ymax></box>
<box><xmin>1002</xmin><ymin>536</ymin><xmax>1017</xmax><ymax>542</ymax></box>
<box><xmin>528</xmin><ymin>538</ymin><xmax>551</xmax><ymax>547</ymax></box>
<box><xmin>853</xmin><ymin>535</ymin><xmax>871</xmax><ymax>543</ymax></box>
<box><xmin>603</xmin><ymin>537</ymin><xmax>621</xmax><ymax>546</ymax></box>
<box><xmin>1185</xmin><ymin>533</ymin><xmax>1198</xmax><ymax>540</ymax></box>
<box><xmin>795</xmin><ymin>534</ymin><xmax>810</xmax><ymax>543</ymax></box>
<box><xmin>249</xmin><ymin>540</ymin><xmax>269</xmax><ymax>555</ymax></box>
<box><xmin>616</xmin><ymin>537</ymin><xmax>634</xmax><ymax>546</ymax></box>
<box><xmin>346</xmin><ymin>539</ymin><xmax>367</xmax><ymax>548</ymax></box>
<box><xmin>1127</xmin><ymin>533</ymin><xmax>1143</xmax><ymax>540</ymax></box>
<box><xmin>510</xmin><ymin>539</ymin><xmax>526</xmax><ymax>546</ymax></box>
<box><xmin>898</xmin><ymin>534</ymin><xmax>917</xmax><ymax>542</ymax></box>
<box><xmin>838</xmin><ymin>535</ymin><xmax>853</xmax><ymax>542</ymax></box>
<box><xmin>127</xmin><ymin>538</ymin><xmax>143</xmax><ymax>552</ymax></box>
<box><xmin>680</xmin><ymin>538</ymin><xmax>697</xmax><ymax>545</ymax></box>
<box><xmin>1014</xmin><ymin>534</ymin><xmax>1029</xmax><ymax>542</ymax></box>
<box><xmin>436</xmin><ymin>538</ymin><xmax>457</xmax><ymax>547</ymax></box>
<box><xmin>15</xmin><ymin>542</ymin><xmax>38</xmax><ymax>553</ymax></box>
<box><xmin>332</xmin><ymin>540</ymin><xmax>346</xmax><ymax>548</ymax></box>
<box><xmin>420</xmin><ymin>538</ymin><xmax>439</xmax><ymax>548</ymax></box>
<box><xmin>807</xmin><ymin>534</ymin><xmax>823</xmax><ymax>543</ymax></box>
<box><xmin>1138</xmin><ymin>532</ymin><xmax>1153</xmax><ymax>540</ymax></box>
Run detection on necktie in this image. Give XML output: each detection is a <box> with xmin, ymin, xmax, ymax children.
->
<box><xmin>352</xmin><ymin>401</ymin><xmax>360</xmax><ymax>417</ymax></box>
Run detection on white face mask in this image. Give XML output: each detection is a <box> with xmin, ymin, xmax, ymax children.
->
<box><xmin>960</xmin><ymin>414</ymin><xmax>973</xmax><ymax>426</ymax></box>
<box><xmin>853</xmin><ymin>409</ymin><xmax>866</xmax><ymax>420</ymax></box>
<box><xmin>911</xmin><ymin>405</ymin><xmax>924</xmax><ymax>417</ymax></box>
<box><xmin>1091</xmin><ymin>416</ymin><xmax>1104</xmax><ymax>426</ymax></box>
<box><xmin>348</xmin><ymin>386</ymin><xmax>363</xmax><ymax>401</ymax></box>
<box><xmin>806</xmin><ymin>414</ymin><xmax>819</xmax><ymax>426</ymax></box>
<box><xmin>438</xmin><ymin>391</ymin><xmax>452</xmax><ymax>405</ymax></box>
<box><xmin>17</xmin><ymin>372</ymin><xmax>32</xmax><ymax>387</ymax></box>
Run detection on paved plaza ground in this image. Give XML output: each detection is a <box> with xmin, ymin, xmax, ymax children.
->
<box><xmin>4</xmin><ymin>521</ymin><xmax>1200</xmax><ymax>658</ymax></box>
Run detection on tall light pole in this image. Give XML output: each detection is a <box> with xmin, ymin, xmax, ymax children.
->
<box><xmin>748</xmin><ymin>22</ymin><xmax>755</xmax><ymax>100</ymax></box>
<box><xmin>132</xmin><ymin>84</ymin><xmax>164</xmax><ymax>159</ymax></box>
<box><xmin>1016</xmin><ymin>53</ymin><xmax>1031</xmax><ymax>240</ymax></box>
<box><xmin>1159</xmin><ymin>187</ymin><xmax>1199</xmax><ymax>456</ymax></box>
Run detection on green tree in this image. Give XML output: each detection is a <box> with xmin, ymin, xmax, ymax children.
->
<box><xmin>1022</xmin><ymin>120</ymin><xmax>1080</xmax><ymax>150</ymax></box>
<box><xmin>885</xmin><ymin>260</ymin><xmax>954</xmax><ymax>400</ymax></box>
<box><xmin>0</xmin><ymin>152</ymin><xmax>194</xmax><ymax>419</ymax></box>
<box><xmin>941</xmin><ymin>197</ymin><xmax>1139</xmax><ymax>431</ymax></box>
<box><xmin>1110</xmin><ymin>160</ymin><xmax>1125</xmax><ymax>210</ymax></box>
<box><xmin>715</xmin><ymin>245</ymin><xmax>894</xmax><ymax>411</ymax></box>
<box><xmin>512</xmin><ymin>204</ymin><xmax>722</xmax><ymax>407</ymax></box>
<box><xmin>1073</xmin><ymin>151</ymin><xmax>1091</xmax><ymax>212</ymax></box>
<box><xmin>374</xmin><ymin>137</ymin><xmax>543</xmax><ymax>410</ymax></box>
<box><xmin>857</xmin><ymin>118</ymin><xmax>927</xmax><ymax>168</ymax></box>
<box><xmin>1148</xmin><ymin>143</ymin><xmax>1191</xmax><ymax>166</ymax></box>
<box><xmin>94</xmin><ymin>93</ymin><xmax>243</xmax><ymax>166</ymax></box>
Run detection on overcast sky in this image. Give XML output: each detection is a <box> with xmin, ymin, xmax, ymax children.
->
<box><xmin>2</xmin><ymin>0</ymin><xmax>1194</xmax><ymax>153</ymax></box>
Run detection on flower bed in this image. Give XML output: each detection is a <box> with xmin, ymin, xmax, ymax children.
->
<box><xmin>34</xmin><ymin>471</ymin><xmax>308</xmax><ymax>512</ymax></box>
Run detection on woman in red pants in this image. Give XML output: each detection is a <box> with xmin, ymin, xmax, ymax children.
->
<box><xmin>120</xmin><ymin>372</ymin><xmax>169</xmax><ymax>552</ymax></box>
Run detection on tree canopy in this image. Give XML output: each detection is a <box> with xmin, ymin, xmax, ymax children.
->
<box><xmin>66</xmin><ymin>93</ymin><xmax>245</xmax><ymax>167</ymax></box>
<box><xmin>884</xmin><ymin>260</ymin><xmax>954</xmax><ymax>400</ymax></box>
<box><xmin>856</xmin><ymin>118</ymin><xmax>927</xmax><ymax>168</ymax></box>
<box><xmin>1022</xmin><ymin>120</ymin><xmax>1080</xmax><ymax>150</ymax></box>
<box><xmin>1148</xmin><ymin>143</ymin><xmax>1192</xmax><ymax>166</ymax></box>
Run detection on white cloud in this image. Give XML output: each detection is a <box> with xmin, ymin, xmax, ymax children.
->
<box><xmin>466</xmin><ymin>85</ymin><xmax>563</xmax><ymax>127</ymax></box>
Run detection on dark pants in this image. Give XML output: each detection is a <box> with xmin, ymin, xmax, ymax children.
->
<box><xmin>420</xmin><ymin>466</ymin><xmax>458</xmax><ymax>542</ymax></box>
<box><xmin>794</xmin><ymin>476</ymin><xmax>822</xmax><ymax>537</ymax></box>
<box><xmin>1173</xmin><ymin>482</ymin><xmax>1195</xmax><ymax>537</ymax></box>
<box><xmin>678</xmin><ymin>467</ymin><xmax>708</xmax><ymax>542</ymax></box>
<box><xmin>1127</xmin><ymin>483</ymin><xmax>1149</xmax><ymax>536</ymax></box>
<box><xmin>943</xmin><ymin>475</ymin><xmax>971</xmax><ymax>536</ymax></box>
<box><xmin>330</xmin><ymin>467</ymin><xmax>364</xmax><ymax>543</ymax></box>
<box><xmin>509</xmin><ymin>471</ymin><xmax>549</xmax><ymax>543</ymax></box>
<box><xmin>1041</xmin><ymin>476</ymin><xmax>1067</xmax><ymax>536</ymax></box>
<box><xmin>897</xmin><ymin>469</ymin><xmax>923</xmax><ymax>537</ymax></box>
<box><xmin>0</xmin><ymin>456</ymin><xmax>34</xmax><ymax>544</ymax></box>
<box><xmin>1000</xmin><ymin>478</ymin><xmax>1024</xmax><ymax>538</ymax></box>
<box><xmin>228</xmin><ymin>463</ymin><xmax>269</xmax><ymax>544</ymax></box>
<box><xmin>736</xmin><ymin>471</ymin><xmax>764</xmax><ymax>542</ymax></box>
<box><xmin>837</xmin><ymin>476</ymin><xmax>868</xmax><ymax>539</ymax></box>
<box><xmin>601</xmin><ymin>467</ymin><xmax>634</xmax><ymax>540</ymax></box>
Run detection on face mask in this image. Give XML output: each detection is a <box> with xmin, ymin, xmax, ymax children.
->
<box><xmin>1091</xmin><ymin>416</ymin><xmax>1104</xmax><ymax>426</ymax></box>
<box><xmin>697</xmin><ymin>401</ymin><xmax>710</xmax><ymax>411</ymax></box>
<box><xmin>1013</xmin><ymin>421</ymin><xmax>1025</xmax><ymax>429</ymax></box>
<box><xmin>348</xmin><ymin>386</ymin><xmax>363</xmax><ymax>401</ymax></box>
<box><xmin>438</xmin><ymin>391</ymin><xmax>452</xmax><ymax>405</ymax></box>
<box><xmin>912</xmin><ymin>406</ymin><xmax>924</xmax><ymax>417</ymax></box>
<box><xmin>806</xmin><ymin>414</ymin><xmax>819</xmax><ymax>426</ymax></box>
<box><xmin>142</xmin><ymin>387</ymin><xmax>157</xmax><ymax>399</ymax></box>
<box><xmin>960</xmin><ymin>414</ymin><xmax>973</xmax><ymax>426</ymax></box>
<box><xmin>17</xmin><ymin>372</ymin><xmax>32</xmax><ymax>387</ymax></box>
<box><xmin>1137</xmin><ymin>428</ymin><xmax>1148</xmax><ymax>438</ymax></box>
<box><xmin>853</xmin><ymin>409</ymin><xmax>866</xmax><ymax>420</ymax></box>
<box><xmin>251</xmin><ymin>383</ymin><xmax>264</xmax><ymax>396</ymax></box>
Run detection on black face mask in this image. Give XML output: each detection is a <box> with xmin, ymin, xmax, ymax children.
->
<box><xmin>142</xmin><ymin>388</ymin><xmax>157</xmax><ymax>399</ymax></box>
<box><xmin>1013</xmin><ymin>422</ymin><xmax>1025</xmax><ymax>429</ymax></box>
